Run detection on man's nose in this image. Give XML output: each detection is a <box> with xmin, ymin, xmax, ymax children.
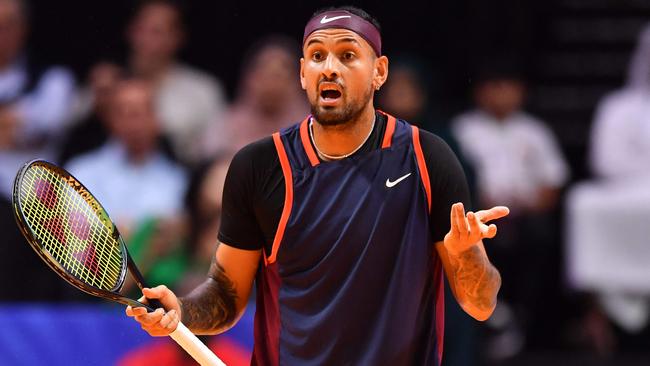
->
<box><xmin>322</xmin><ymin>53</ymin><xmax>341</xmax><ymax>79</ymax></box>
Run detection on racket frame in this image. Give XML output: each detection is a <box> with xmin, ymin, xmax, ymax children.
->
<box><xmin>12</xmin><ymin>159</ymin><xmax>153</xmax><ymax>310</ymax></box>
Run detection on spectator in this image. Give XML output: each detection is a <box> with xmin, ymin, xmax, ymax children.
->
<box><xmin>58</xmin><ymin>62</ymin><xmax>123</xmax><ymax>165</ymax></box>
<box><xmin>202</xmin><ymin>35</ymin><xmax>308</xmax><ymax>154</ymax></box>
<box><xmin>0</xmin><ymin>0</ymin><xmax>75</xmax><ymax>300</ymax></box>
<box><xmin>452</xmin><ymin>58</ymin><xmax>570</xmax><ymax>358</ymax></box>
<box><xmin>65</xmin><ymin>79</ymin><xmax>188</xmax><ymax>289</ymax></box>
<box><xmin>73</xmin><ymin>0</ymin><xmax>226</xmax><ymax>166</ymax></box>
<box><xmin>591</xmin><ymin>23</ymin><xmax>650</xmax><ymax>180</ymax></box>
<box><xmin>567</xmin><ymin>22</ymin><xmax>650</xmax><ymax>355</ymax></box>
<box><xmin>126</xmin><ymin>0</ymin><xmax>226</xmax><ymax>165</ymax></box>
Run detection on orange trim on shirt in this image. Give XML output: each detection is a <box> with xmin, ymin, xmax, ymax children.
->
<box><xmin>381</xmin><ymin>113</ymin><xmax>397</xmax><ymax>148</ymax></box>
<box><xmin>412</xmin><ymin>126</ymin><xmax>432</xmax><ymax>212</ymax></box>
<box><xmin>268</xmin><ymin>132</ymin><xmax>294</xmax><ymax>265</ymax></box>
<box><xmin>299</xmin><ymin>117</ymin><xmax>320</xmax><ymax>167</ymax></box>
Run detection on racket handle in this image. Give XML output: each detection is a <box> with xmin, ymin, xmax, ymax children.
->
<box><xmin>169</xmin><ymin>322</ymin><xmax>227</xmax><ymax>366</ymax></box>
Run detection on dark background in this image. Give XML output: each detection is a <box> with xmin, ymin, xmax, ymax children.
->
<box><xmin>27</xmin><ymin>0</ymin><xmax>650</xmax><ymax>183</ymax></box>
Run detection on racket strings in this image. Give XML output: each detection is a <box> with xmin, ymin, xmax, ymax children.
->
<box><xmin>19</xmin><ymin>166</ymin><xmax>123</xmax><ymax>290</ymax></box>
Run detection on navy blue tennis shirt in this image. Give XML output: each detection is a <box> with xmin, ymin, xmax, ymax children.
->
<box><xmin>218</xmin><ymin>111</ymin><xmax>470</xmax><ymax>365</ymax></box>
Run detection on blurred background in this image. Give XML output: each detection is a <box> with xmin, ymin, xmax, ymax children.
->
<box><xmin>1</xmin><ymin>0</ymin><xmax>650</xmax><ymax>365</ymax></box>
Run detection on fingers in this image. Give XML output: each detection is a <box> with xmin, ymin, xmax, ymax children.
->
<box><xmin>467</xmin><ymin>211</ymin><xmax>480</xmax><ymax>239</ymax></box>
<box><xmin>125</xmin><ymin>306</ymin><xmax>179</xmax><ymax>337</ymax></box>
<box><xmin>135</xmin><ymin>308</ymin><xmax>165</xmax><ymax>326</ymax></box>
<box><xmin>452</xmin><ymin>202</ymin><xmax>468</xmax><ymax>235</ymax></box>
<box><xmin>125</xmin><ymin>305</ymin><xmax>148</xmax><ymax>317</ymax></box>
<box><xmin>157</xmin><ymin>309</ymin><xmax>180</xmax><ymax>333</ymax></box>
<box><xmin>475</xmin><ymin>206</ymin><xmax>510</xmax><ymax>223</ymax></box>
<box><xmin>484</xmin><ymin>224</ymin><xmax>498</xmax><ymax>239</ymax></box>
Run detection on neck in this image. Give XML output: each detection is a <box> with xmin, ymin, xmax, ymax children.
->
<box><xmin>130</xmin><ymin>55</ymin><xmax>172</xmax><ymax>83</ymax></box>
<box><xmin>311</xmin><ymin>104</ymin><xmax>376</xmax><ymax>158</ymax></box>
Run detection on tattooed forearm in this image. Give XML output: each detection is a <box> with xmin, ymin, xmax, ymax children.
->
<box><xmin>448</xmin><ymin>245</ymin><xmax>501</xmax><ymax>312</ymax></box>
<box><xmin>178</xmin><ymin>258</ymin><xmax>238</xmax><ymax>334</ymax></box>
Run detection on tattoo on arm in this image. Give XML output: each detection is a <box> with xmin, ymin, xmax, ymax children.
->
<box><xmin>179</xmin><ymin>257</ymin><xmax>238</xmax><ymax>334</ymax></box>
<box><xmin>449</xmin><ymin>245</ymin><xmax>501</xmax><ymax>312</ymax></box>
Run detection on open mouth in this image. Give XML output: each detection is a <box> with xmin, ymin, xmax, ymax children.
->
<box><xmin>319</xmin><ymin>82</ymin><xmax>343</xmax><ymax>105</ymax></box>
<box><xmin>321</xmin><ymin>89</ymin><xmax>342</xmax><ymax>100</ymax></box>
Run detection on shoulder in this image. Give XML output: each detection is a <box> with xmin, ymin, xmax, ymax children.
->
<box><xmin>65</xmin><ymin>144</ymin><xmax>110</xmax><ymax>170</ymax></box>
<box><xmin>450</xmin><ymin>109</ymin><xmax>483</xmax><ymax>127</ymax></box>
<box><xmin>169</xmin><ymin>64</ymin><xmax>223</xmax><ymax>92</ymax></box>
<box><xmin>33</xmin><ymin>65</ymin><xmax>75</xmax><ymax>89</ymax></box>
<box><xmin>233</xmin><ymin>136</ymin><xmax>277</xmax><ymax>164</ymax></box>
<box><xmin>417</xmin><ymin>129</ymin><xmax>457</xmax><ymax>162</ymax></box>
<box><xmin>154</xmin><ymin>155</ymin><xmax>188</xmax><ymax>182</ymax></box>
<box><xmin>596</xmin><ymin>88</ymin><xmax>645</xmax><ymax>114</ymax></box>
<box><xmin>512</xmin><ymin>112</ymin><xmax>556</xmax><ymax>137</ymax></box>
<box><xmin>227</xmin><ymin>136</ymin><xmax>279</xmax><ymax>183</ymax></box>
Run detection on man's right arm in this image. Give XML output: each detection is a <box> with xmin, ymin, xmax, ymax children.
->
<box><xmin>125</xmin><ymin>242</ymin><xmax>261</xmax><ymax>336</ymax></box>
<box><xmin>180</xmin><ymin>242</ymin><xmax>261</xmax><ymax>334</ymax></box>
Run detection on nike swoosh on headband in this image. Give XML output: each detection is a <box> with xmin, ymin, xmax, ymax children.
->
<box><xmin>321</xmin><ymin>15</ymin><xmax>352</xmax><ymax>24</ymax></box>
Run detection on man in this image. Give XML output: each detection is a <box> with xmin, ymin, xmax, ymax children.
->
<box><xmin>71</xmin><ymin>0</ymin><xmax>226</xmax><ymax>165</ymax></box>
<box><xmin>201</xmin><ymin>36</ymin><xmax>309</xmax><ymax>155</ymax></box>
<box><xmin>127</xmin><ymin>6</ymin><xmax>507</xmax><ymax>365</ymax></box>
<box><xmin>0</xmin><ymin>0</ymin><xmax>75</xmax><ymax>301</ymax></box>
<box><xmin>452</xmin><ymin>59</ymin><xmax>569</xmax><ymax>357</ymax></box>
<box><xmin>66</xmin><ymin>79</ymin><xmax>187</xmax><ymax>231</ymax></box>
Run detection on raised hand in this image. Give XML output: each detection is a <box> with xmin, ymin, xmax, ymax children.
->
<box><xmin>444</xmin><ymin>202</ymin><xmax>510</xmax><ymax>256</ymax></box>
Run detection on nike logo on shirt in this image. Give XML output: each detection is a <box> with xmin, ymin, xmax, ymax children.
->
<box><xmin>320</xmin><ymin>15</ymin><xmax>352</xmax><ymax>24</ymax></box>
<box><xmin>386</xmin><ymin>173</ymin><xmax>412</xmax><ymax>188</ymax></box>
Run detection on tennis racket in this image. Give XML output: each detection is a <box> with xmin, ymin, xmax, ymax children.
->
<box><xmin>12</xmin><ymin>159</ymin><xmax>225</xmax><ymax>366</ymax></box>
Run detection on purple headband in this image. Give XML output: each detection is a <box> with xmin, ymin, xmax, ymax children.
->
<box><xmin>303</xmin><ymin>10</ymin><xmax>382</xmax><ymax>56</ymax></box>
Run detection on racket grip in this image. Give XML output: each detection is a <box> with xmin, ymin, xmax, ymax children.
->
<box><xmin>169</xmin><ymin>322</ymin><xmax>226</xmax><ymax>366</ymax></box>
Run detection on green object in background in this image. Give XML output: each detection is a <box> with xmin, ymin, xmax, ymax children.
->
<box><xmin>127</xmin><ymin>217</ymin><xmax>189</xmax><ymax>290</ymax></box>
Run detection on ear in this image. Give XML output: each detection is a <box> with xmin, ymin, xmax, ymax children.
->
<box><xmin>373</xmin><ymin>56</ymin><xmax>389</xmax><ymax>91</ymax></box>
<box><xmin>299</xmin><ymin>58</ymin><xmax>307</xmax><ymax>90</ymax></box>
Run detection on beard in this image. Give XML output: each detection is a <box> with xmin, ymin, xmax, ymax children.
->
<box><xmin>310</xmin><ymin>84</ymin><xmax>374</xmax><ymax>126</ymax></box>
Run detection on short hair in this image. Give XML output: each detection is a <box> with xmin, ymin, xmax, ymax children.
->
<box><xmin>311</xmin><ymin>5</ymin><xmax>381</xmax><ymax>33</ymax></box>
<box><xmin>132</xmin><ymin>0</ymin><xmax>187</xmax><ymax>30</ymax></box>
<box><xmin>240</xmin><ymin>34</ymin><xmax>301</xmax><ymax>74</ymax></box>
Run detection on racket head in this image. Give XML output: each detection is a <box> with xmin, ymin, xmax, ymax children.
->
<box><xmin>11</xmin><ymin>159</ymin><xmax>135</xmax><ymax>304</ymax></box>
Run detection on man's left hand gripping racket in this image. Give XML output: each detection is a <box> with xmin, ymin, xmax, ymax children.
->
<box><xmin>12</xmin><ymin>160</ymin><xmax>226</xmax><ymax>366</ymax></box>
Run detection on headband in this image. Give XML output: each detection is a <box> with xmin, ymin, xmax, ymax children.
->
<box><xmin>303</xmin><ymin>10</ymin><xmax>382</xmax><ymax>56</ymax></box>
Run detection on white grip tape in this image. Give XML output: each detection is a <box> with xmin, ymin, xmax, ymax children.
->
<box><xmin>169</xmin><ymin>322</ymin><xmax>227</xmax><ymax>366</ymax></box>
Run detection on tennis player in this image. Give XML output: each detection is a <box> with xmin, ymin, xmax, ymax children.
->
<box><xmin>127</xmin><ymin>6</ymin><xmax>508</xmax><ymax>365</ymax></box>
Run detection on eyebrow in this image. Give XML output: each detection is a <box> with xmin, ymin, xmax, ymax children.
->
<box><xmin>336</xmin><ymin>37</ymin><xmax>360</xmax><ymax>46</ymax></box>
<box><xmin>305</xmin><ymin>36</ymin><xmax>362</xmax><ymax>48</ymax></box>
<box><xmin>306</xmin><ymin>39</ymin><xmax>323</xmax><ymax>48</ymax></box>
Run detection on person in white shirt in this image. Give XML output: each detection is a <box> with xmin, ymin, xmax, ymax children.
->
<box><xmin>0</xmin><ymin>0</ymin><xmax>75</xmax><ymax>201</ymax></box>
<box><xmin>66</xmin><ymin>78</ymin><xmax>187</xmax><ymax>235</ymax></box>
<box><xmin>452</xmin><ymin>62</ymin><xmax>570</xmax><ymax>358</ymax></box>
<box><xmin>591</xmin><ymin>23</ymin><xmax>650</xmax><ymax>180</ymax></box>
<box><xmin>567</xmin><ymin>22</ymin><xmax>650</xmax><ymax>354</ymax></box>
<box><xmin>70</xmin><ymin>0</ymin><xmax>226</xmax><ymax>167</ymax></box>
<box><xmin>452</xmin><ymin>74</ymin><xmax>568</xmax><ymax>213</ymax></box>
<box><xmin>126</xmin><ymin>0</ymin><xmax>227</xmax><ymax>166</ymax></box>
<box><xmin>0</xmin><ymin>0</ymin><xmax>76</xmax><ymax>301</ymax></box>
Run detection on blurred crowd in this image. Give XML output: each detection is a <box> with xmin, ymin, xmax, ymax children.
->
<box><xmin>0</xmin><ymin>0</ymin><xmax>649</xmax><ymax>365</ymax></box>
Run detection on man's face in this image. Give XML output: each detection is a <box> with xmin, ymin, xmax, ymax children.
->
<box><xmin>380</xmin><ymin>68</ymin><xmax>425</xmax><ymax>121</ymax></box>
<box><xmin>301</xmin><ymin>28</ymin><xmax>383</xmax><ymax>126</ymax></box>
<box><xmin>128</xmin><ymin>4</ymin><xmax>182</xmax><ymax>61</ymax></box>
<box><xmin>475</xmin><ymin>79</ymin><xmax>525</xmax><ymax>120</ymax></box>
<box><xmin>107</xmin><ymin>82</ymin><xmax>159</xmax><ymax>157</ymax></box>
<box><xmin>244</xmin><ymin>45</ymin><xmax>297</xmax><ymax>112</ymax></box>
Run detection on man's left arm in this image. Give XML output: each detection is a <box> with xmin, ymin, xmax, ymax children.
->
<box><xmin>435</xmin><ymin>202</ymin><xmax>509</xmax><ymax>321</ymax></box>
